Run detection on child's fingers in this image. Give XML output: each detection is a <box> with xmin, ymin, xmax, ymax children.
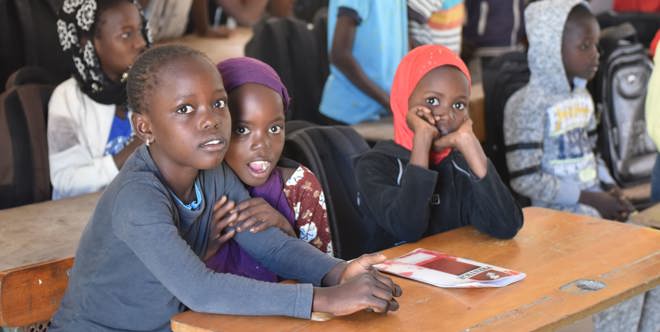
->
<box><xmin>365</xmin><ymin>295</ymin><xmax>392</xmax><ymax>314</ymax></box>
<box><xmin>212</xmin><ymin>195</ymin><xmax>228</xmax><ymax>211</ymax></box>
<box><xmin>214</xmin><ymin>211</ymin><xmax>238</xmax><ymax>234</ymax></box>
<box><xmin>355</xmin><ymin>253</ymin><xmax>387</xmax><ymax>268</ymax></box>
<box><xmin>235</xmin><ymin>217</ymin><xmax>259</xmax><ymax>232</ymax></box>
<box><xmin>415</xmin><ymin>107</ymin><xmax>436</xmax><ymax>125</ymax></box>
<box><xmin>370</xmin><ymin>270</ymin><xmax>399</xmax><ymax>295</ymax></box>
<box><xmin>236</xmin><ymin>198</ymin><xmax>265</xmax><ymax>212</ymax></box>
<box><xmin>213</xmin><ymin>199</ymin><xmax>235</xmax><ymax>219</ymax></box>
<box><xmin>216</xmin><ymin>228</ymin><xmax>235</xmax><ymax>244</ymax></box>
<box><xmin>249</xmin><ymin>221</ymin><xmax>271</xmax><ymax>233</ymax></box>
<box><xmin>387</xmin><ymin>298</ymin><xmax>400</xmax><ymax>312</ymax></box>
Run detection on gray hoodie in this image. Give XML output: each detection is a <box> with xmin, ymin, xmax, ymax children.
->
<box><xmin>503</xmin><ymin>0</ymin><xmax>614</xmax><ymax>216</ymax></box>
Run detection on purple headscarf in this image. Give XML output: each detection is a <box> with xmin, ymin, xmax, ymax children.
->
<box><xmin>217</xmin><ymin>57</ymin><xmax>290</xmax><ymax>111</ymax></box>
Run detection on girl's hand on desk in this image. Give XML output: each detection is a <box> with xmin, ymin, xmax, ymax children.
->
<box><xmin>234</xmin><ymin>198</ymin><xmax>296</xmax><ymax>237</ymax></box>
<box><xmin>340</xmin><ymin>253</ymin><xmax>388</xmax><ymax>283</ymax></box>
<box><xmin>204</xmin><ymin>196</ymin><xmax>238</xmax><ymax>261</ymax></box>
<box><xmin>313</xmin><ymin>272</ymin><xmax>402</xmax><ymax>316</ymax></box>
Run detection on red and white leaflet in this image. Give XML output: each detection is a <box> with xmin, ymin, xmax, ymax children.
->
<box><xmin>374</xmin><ymin>248</ymin><xmax>526</xmax><ymax>288</ymax></box>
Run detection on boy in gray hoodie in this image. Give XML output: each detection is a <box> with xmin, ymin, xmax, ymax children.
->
<box><xmin>505</xmin><ymin>2</ymin><xmax>658</xmax><ymax>331</ymax></box>
<box><xmin>504</xmin><ymin>0</ymin><xmax>634</xmax><ymax>221</ymax></box>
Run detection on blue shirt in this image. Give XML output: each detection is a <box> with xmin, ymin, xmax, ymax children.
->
<box><xmin>104</xmin><ymin>114</ymin><xmax>132</xmax><ymax>156</ymax></box>
<box><xmin>319</xmin><ymin>0</ymin><xmax>408</xmax><ymax>124</ymax></box>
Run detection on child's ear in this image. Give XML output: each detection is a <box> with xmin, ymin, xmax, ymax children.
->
<box><xmin>131</xmin><ymin>112</ymin><xmax>153</xmax><ymax>142</ymax></box>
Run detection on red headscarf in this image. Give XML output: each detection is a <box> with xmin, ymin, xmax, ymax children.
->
<box><xmin>391</xmin><ymin>45</ymin><xmax>471</xmax><ymax>164</ymax></box>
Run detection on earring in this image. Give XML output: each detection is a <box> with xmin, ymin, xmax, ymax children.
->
<box><xmin>146</xmin><ymin>138</ymin><xmax>152</xmax><ymax>146</ymax></box>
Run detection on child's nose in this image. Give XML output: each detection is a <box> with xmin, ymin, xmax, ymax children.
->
<box><xmin>250</xmin><ymin>131</ymin><xmax>271</xmax><ymax>151</ymax></box>
<box><xmin>200</xmin><ymin>107</ymin><xmax>221</xmax><ymax>129</ymax></box>
<box><xmin>135</xmin><ymin>35</ymin><xmax>147</xmax><ymax>52</ymax></box>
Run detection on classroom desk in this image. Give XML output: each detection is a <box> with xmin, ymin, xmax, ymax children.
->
<box><xmin>351</xmin><ymin>83</ymin><xmax>486</xmax><ymax>143</ymax></box>
<box><xmin>0</xmin><ymin>192</ymin><xmax>100</xmax><ymax>327</ymax></box>
<box><xmin>631</xmin><ymin>201</ymin><xmax>660</xmax><ymax>229</ymax></box>
<box><xmin>171</xmin><ymin>207</ymin><xmax>660</xmax><ymax>332</ymax></box>
<box><xmin>161</xmin><ymin>27</ymin><xmax>253</xmax><ymax>64</ymax></box>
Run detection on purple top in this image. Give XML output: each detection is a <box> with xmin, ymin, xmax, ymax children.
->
<box><xmin>206</xmin><ymin>168</ymin><xmax>295</xmax><ymax>282</ymax></box>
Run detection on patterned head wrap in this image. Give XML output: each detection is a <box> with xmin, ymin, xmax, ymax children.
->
<box><xmin>57</xmin><ymin>0</ymin><xmax>152</xmax><ymax>105</ymax></box>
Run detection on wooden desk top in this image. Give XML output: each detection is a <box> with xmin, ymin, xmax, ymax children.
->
<box><xmin>171</xmin><ymin>207</ymin><xmax>660</xmax><ymax>332</ymax></box>
<box><xmin>631</xmin><ymin>201</ymin><xmax>660</xmax><ymax>229</ymax></box>
<box><xmin>351</xmin><ymin>83</ymin><xmax>486</xmax><ymax>143</ymax></box>
<box><xmin>0</xmin><ymin>192</ymin><xmax>100</xmax><ymax>326</ymax></box>
<box><xmin>161</xmin><ymin>27</ymin><xmax>253</xmax><ymax>64</ymax></box>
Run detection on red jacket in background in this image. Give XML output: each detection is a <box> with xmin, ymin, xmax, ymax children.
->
<box><xmin>614</xmin><ymin>0</ymin><xmax>660</xmax><ymax>12</ymax></box>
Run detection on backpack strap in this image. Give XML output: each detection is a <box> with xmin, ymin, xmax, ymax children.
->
<box><xmin>396</xmin><ymin>158</ymin><xmax>404</xmax><ymax>186</ymax></box>
<box><xmin>16</xmin><ymin>86</ymin><xmax>50</xmax><ymax>201</ymax></box>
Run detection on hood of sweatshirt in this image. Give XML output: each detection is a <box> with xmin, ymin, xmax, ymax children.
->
<box><xmin>526</xmin><ymin>0</ymin><xmax>589</xmax><ymax>95</ymax></box>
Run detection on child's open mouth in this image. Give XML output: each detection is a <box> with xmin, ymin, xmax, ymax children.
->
<box><xmin>199</xmin><ymin>138</ymin><xmax>226</xmax><ymax>152</ymax></box>
<box><xmin>247</xmin><ymin>160</ymin><xmax>271</xmax><ymax>178</ymax></box>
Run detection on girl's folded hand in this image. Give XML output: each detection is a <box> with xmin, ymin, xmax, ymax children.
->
<box><xmin>234</xmin><ymin>198</ymin><xmax>296</xmax><ymax>237</ymax></box>
<box><xmin>204</xmin><ymin>196</ymin><xmax>238</xmax><ymax>260</ymax></box>
<box><xmin>313</xmin><ymin>272</ymin><xmax>402</xmax><ymax>316</ymax></box>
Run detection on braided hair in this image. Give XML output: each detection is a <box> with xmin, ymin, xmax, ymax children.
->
<box><xmin>127</xmin><ymin>45</ymin><xmax>213</xmax><ymax>114</ymax></box>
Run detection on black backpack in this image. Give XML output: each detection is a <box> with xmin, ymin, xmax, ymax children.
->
<box><xmin>0</xmin><ymin>66</ymin><xmax>55</xmax><ymax>208</ymax></box>
<box><xmin>0</xmin><ymin>0</ymin><xmax>70</xmax><ymax>92</ymax></box>
<box><xmin>482</xmin><ymin>51</ymin><xmax>530</xmax><ymax>190</ymax></box>
<box><xmin>245</xmin><ymin>17</ymin><xmax>327</xmax><ymax>124</ymax></box>
<box><xmin>283</xmin><ymin>121</ymin><xmax>370</xmax><ymax>259</ymax></box>
<box><xmin>591</xmin><ymin>23</ymin><xmax>656</xmax><ymax>188</ymax></box>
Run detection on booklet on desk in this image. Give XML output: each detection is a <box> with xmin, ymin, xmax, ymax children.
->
<box><xmin>374</xmin><ymin>248</ymin><xmax>526</xmax><ymax>288</ymax></box>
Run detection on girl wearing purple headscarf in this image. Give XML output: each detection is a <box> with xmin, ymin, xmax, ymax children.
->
<box><xmin>205</xmin><ymin>57</ymin><xmax>333</xmax><ymax>282</ymax></box>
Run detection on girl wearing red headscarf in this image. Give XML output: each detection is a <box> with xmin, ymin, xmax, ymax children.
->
<box><xmin>354</xmin><ymin>45</ymin><xmax>523</xmax><ymax>252</ymax></box>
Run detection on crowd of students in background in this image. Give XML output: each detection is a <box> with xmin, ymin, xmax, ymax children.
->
<box><xmin>0</xmin><ymin>0</ymin><xmax>659</xmax><ymax>331</ymax></box>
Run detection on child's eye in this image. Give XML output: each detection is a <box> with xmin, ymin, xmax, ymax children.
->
<box><xmin>175</xmin><ymin>104</ymin><xmax>194</xmax><ymax>114</ymax></box>
<box><xmin>121</xmin><ymin>31</ymin><xmax>131</xmax><ymax>39</ymax></box>
<box><xmin>426</xmin><ymin>97</ymin><xmax>440</xmax><ymax>106</ymax></box>
<box><xmin>579</xmin><ymin>42</ymin><xmax>591</xmax><ymax>51</ymax></box>
<box><xmin>452</xmin><ymin>102</ymin><xmax>466</xmax><ymax>111</ymax></box>
<box><xmin>269</xmin><ymin>125</ymin><xmax>283</xmax><ymax>134</ymax></box>
<box><xmin>212</xmin><ymin>99</ymin><xmax>226</xmax><ymax>109</ymax></box>
<box><xmin>235</xmin><ymin>127</ymin><xmax>250</xmax><ymax>135</ymax></box>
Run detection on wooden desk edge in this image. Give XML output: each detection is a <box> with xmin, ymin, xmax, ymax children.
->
<box><xmin>0</xmin><ymin>258</ymin><xmax>73</xmax><ymax>326</ymax></box>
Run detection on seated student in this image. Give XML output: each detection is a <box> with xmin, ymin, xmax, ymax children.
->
<box><xmin>504</xmin><ymin>1</ymin><xmax>654</xmax><ymax>330</ymax></box>
<box><xmin>142</xmin><ymin>0</ymin><xmax>230</xmax><ymax>42</ymax></box>
<box><xmin>49</xmin><ymin>45</ymin><xmax>401</xmax><ymax>332</ymax></box>
<box><xmin>48</xmin><ymin>0</ymin><xmax>149</xmax><ymax>200</ymax></box>
<box><xmin>319</xmin><ymin>0</ymin><xmax>408</xmax><ymax>125</ymax></box>
<box><xmin>354</xmin><ymin>44</ymin><xmax>523</xmax><ymax>253</ymax></box>
<box><xmin>206</xmin><ymin>57</ymin><xmax>333</xmax><ymax>281</ymax></box>
<box><xmin>407</xmin><ymin>0</ymin><xmax>465</xmax><ymax>54</ymax></box>
<box><xmin>503</xmin><ymin>0</ymin><xmax>634</xmax><ymax>221</ymax></box>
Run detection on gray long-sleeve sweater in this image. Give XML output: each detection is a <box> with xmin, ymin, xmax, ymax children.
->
<box><xmin>503</xmin><ymin>0</ymin><xmax>614</xmax><ymax>216</ymax></box>
<box><xmin>49</xmin><ymin>145</ymin><xmax>341</xmax><ymax>332</ymax></box>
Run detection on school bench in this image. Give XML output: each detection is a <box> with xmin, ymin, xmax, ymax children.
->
<box><xmin>0</xmin><ymin>192</ymin><xmax>100</xmax><ymax>329</ymax></box>
<box><xmin>351</xmin><ymin>83</ymin><xmax>486</xmax><ymax>144</ymax></box>
<box><xmin>171</xmin><ymin>207</ymin><xmax>660</xmax><ymax>332</ymax></box>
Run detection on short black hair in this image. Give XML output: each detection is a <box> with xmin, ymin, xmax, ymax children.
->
<box><xmin>566</xmin><ymin>4</ymin><xmax>595</xmax><ymax>27</ymax></box>
<box><xmin>126</xmin><ymin>44</ymin><xmax>212</xmax><ymax>114</ymax></box>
